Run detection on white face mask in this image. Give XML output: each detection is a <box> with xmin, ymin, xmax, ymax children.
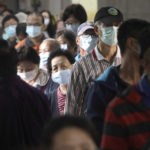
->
<box><xmin>66</xmin><ymin>24</ymin><xmax>79</xmax><ymax>34</ymax></box>
<box><xmin>79</xmin><ymin>35</ymin><xmax>98</xmax><ymax>52</ymax></box>
<box><xmin>5</xmin><ymin>25</ymin><xmax>17</xmax><ymax>38</ymax></box>
<box><xmin>39</xmin><ymin>52</ymin><xmax>50</xmax><ymax>69</ymax></box>
<box><xmin>52</xmin><ymin>69</ymin><xmax>71</xmax><ymax>85</ymax></box>
<box><xmin>60</xmin><ymin>44</ymin><xmax>68</xmax><ymax>51</ymax></box>
<box><xmin>17</xmin><ymin>69</ymin><xmax>38</xmax><ymax>82</ymax></box>
<box><xmin>44</xmin><ymin>18</ymin><xmax>50</xmax><ymax>25</ymax></box>
<box><xmin>26</xmin><ymin>25</ymin><xmax>41</xmax><ymax>38</ymax></box>
<box><xmin>101</xmin><ymin>26</ymin><xmax>118</xmax><ymax>46</ymax></box>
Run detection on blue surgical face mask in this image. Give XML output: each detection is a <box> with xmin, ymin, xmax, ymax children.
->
<box><xmin>99</xmin><ymin>26</ymin><xmax>118</xmax><ymax>46</ymax></box>
<box><xmin>39</xmin><ymin>52</ymin><xmax>50</xmax><ymax>69</ymax></box>
<box><xmin>5</xmin><ymin>25</ymin><xmax>17</xmax><ymax>38</ymax></box>
<box><xmin>100</xmin><ymin>26</ymin><xmax>118</xmax><ymax>46</ymax></box>
<box><xmin>66</xmin><ymin>24</ymin><xmax>80</xmax><ymax>34</ymax></box>
<box><xmin>52</xmin><ymin>69</ymin><xmax>71</xmax><ymax>85</ymax></box>
<box><xmin>26</xmin><ymin>25</ymin><xmax>41</xmax><ymax>38</ymax></box>
<box><xmin>60</xmin><ymin>44</ymin><xmax>68</xmax><ymax>51</ymax></box>
<box><xmin>17</xmin><ymin>69</ymin><xmax>38</xmax><ymax>82</ymax></box>
<box><xmin>79</xmin><ymin>35</ymin><xmax>98</xmax><ymax>52</ymax></box>
<box><xmin>2</xmin><ymin>33</ymin><xmax>9</xmax><ymax>40</ymax></box>
<box><xmin>44</xmin><ymin>18</ymin><xmax>50</xmax><ymax>25</ymax></box>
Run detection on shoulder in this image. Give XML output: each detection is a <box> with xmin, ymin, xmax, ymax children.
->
<box><xmin>107</xmin><ymin>87</ymin><xmax>142</xmax><ymax>116</ymax></box>
<box><xmin>72</xmin><ymin>52</ymin><xmax>94</xmax><ymax>73</ymax></box>
<box><xmin>97</xmin><ymin>66</ymin><xmax>117</xmax><ymax>81</ymax></box>
<box><xmin>15</xmin><ymin>38</ymin><xmax>26</xmax><ymax>50</ymax></box>
<box><xmin>35</xmin><ymin>69</ymin><xmax>49</xmax><ymax>86</ymax></box>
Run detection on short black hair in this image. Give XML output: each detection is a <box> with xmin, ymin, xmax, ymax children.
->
<box><xmin>0</xmin><ymin>39</ymin><xmax>18</xmax><ymax>77</ymax></box>
<box><xmin>138</xmin><ymin>27</ymin><xmax>150</xmax><ymax>58</ymax></box>
<box><xmin>62</xmin><ymin>4</ymin><xmax>87</xmax><ymax>24</ymax></box>
<box><xmin>27</xmin><ymin>12</ymin><xmax>44</xmax><ymax>24</ymax></box>
<box><xmin>2</xmin><ymin>15</ymin><xmax>19</xmax><ymax>28</ymax></box>
<box><xmin>47</xmin><ymin>49</ymin><xmax>75</xmax><ymax>73</ymax></box>
<box><xmin>1</xmin><ymin>8</ymin><xmax>13</xmax><ymax>16</ymax></box>
<box><xmin>41</xmin><ymin>115</ymin><xmax>99</xmax><ymax>148</ymax></box>
<box><xmin>55</xmin><ymin>29</ymin><xmax>77</xmax><ymax>49</ymax></box>
<box><xmin>16</xmin><ymin>23</ymin><xmax>27</xmax><ymax>37</ymax></box>
<box><xmin>118</xmin><ymin>19</ymin><xmax>150</xmax><ymax>55</ymax></box>
<box><xmin>17</xmin><ymin>47</ymin><xmax>40</xmax><ymax>65</ymax></box>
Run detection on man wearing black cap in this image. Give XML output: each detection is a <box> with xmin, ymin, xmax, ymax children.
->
<box><xmin>65</xmin><ymin>7</ymin><xmax>122</xmax><ymax>116</ymax></box>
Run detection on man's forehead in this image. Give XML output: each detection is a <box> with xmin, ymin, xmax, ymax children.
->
<box><xmin>27</xmin><ymin>14</ymin><xmax>42</xmax><ymax>23</ymax></box>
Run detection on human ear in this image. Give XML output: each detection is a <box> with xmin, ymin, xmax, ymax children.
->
<box><xmin>126</xmin><ymin>37</ymin><xmax>140</xmax><ymax>54</ymax></box>
<box><xmin>94</xmin><ymin>25</ymin><xmax>102</xmax><ymax>37</ymax></box>
<box><xmin>76</xmin><ymin>36</ymin><xmax>80</xmax><ymax>45</ymax></box>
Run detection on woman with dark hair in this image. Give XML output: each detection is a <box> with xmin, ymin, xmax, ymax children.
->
<box><xmin>62</xmin><ymin>4</ymin><xmax>87</xmax><ymax>34</ymax></box>
<box><xmin>47</xmin><ymin>49</ymin><xmax>75</xmax><ymax>116</ymax></box>
<box><xmin>42</xmin><ymin>115</ymin><xmax>99</xmax><ymax>150</ymax></box>
<box><xmin>17</xmin><ymin>46</ymin><xmax>49</xmax><ymax>89</ymax></box>
<box><xmin>41</xmin><ymin>10</ymin><xmax>56</xmax><ymax>38</ymax></box>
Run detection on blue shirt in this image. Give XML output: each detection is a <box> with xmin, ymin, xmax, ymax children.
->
<box><xmin>75</xmin><ymin>53</ymin><xmax>80</xmax><ymax>61</ymax></box>
<box><xmin>135</xmin><ymin>75</ymin><xmax>150</xmax><ymax>108</ymax></box>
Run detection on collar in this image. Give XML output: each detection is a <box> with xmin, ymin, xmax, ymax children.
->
<box><xmin>138</xmin><ymin>75</ymin><xmax>150</xmax><ymax>97</ymax></box>
<box><xmin>25</xmin><ymin>34</ymin><xmax>46</xmax><ymax>47</ymax></box>
<box><xmin>93</xmin><ymin>45</ymin><xmax>121</xmax><ymax>61</ymax></box>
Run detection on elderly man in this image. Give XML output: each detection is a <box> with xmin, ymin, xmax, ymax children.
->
<box><xmin>75</xmin><ymin>21</ymin><xmax>98</xmax><ymax>61</ymax></box>
<box><xmin>65</xmin><ymin>7</ymin><xmax>123</xmax><ymax>116</ymax></box>
<box><xmin>86</xmin><ymin>19</ymin><xmax>150</xmax><ymax>142</ymax></box>
<box><xmin>39</xmin><ymin>38</ymin><xmax>60</xmax><ymax>71</ymax></box>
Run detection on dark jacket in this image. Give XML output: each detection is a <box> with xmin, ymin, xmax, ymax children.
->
<box><xmin>48</xmin><ymin>88</ymin><xmax>60</xmax><ymax>117</ymax></box>
<box><xmin>0</xmin><ymin>75</ymin><xmax>51</xmax><ymax>149</ymax></box>
<box><xmin>43</xmin><ymin>78</ymin><xmax>59</xmax><ymax>99</ymax></box>
<box><xmin>86</xmin><ymin>66</ymin><xmax>128</xmax><ymax>141</ymax></box>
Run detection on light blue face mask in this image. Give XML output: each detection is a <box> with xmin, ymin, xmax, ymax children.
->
<box><xmin>79</xmin><ymin>35</ymin><xmax>98</xmax><ymax>52</ymax></box>
<box><xmin>5</xmin><ymin>25</ymin><xmax>17</xmax><ymax>38</ymax></box>
<box><xmin>101</xmin><ymin>26</ymin><xmax>118</xmax><ymax>46</ymax></box>
<box><xmin>66</xmin><ymin>24</ymin><xmax>80</xmax><ymax>34</ymax></box>
<box><xmin>39</xmin><ymin>52</ymin><xmax>50</xmax><ymax>69</ymax></box>
<box><xmin>60</xmin><ymin>44</ymin><xmax>68</xmax><ymax>51</ymax></box>
<box><xmin>52</xmin><ymin>69</ymin><xmax>71</xmax><ymax>85</ymax></box>
<box><xmin>2</xmin><ymin>33</ymin><xmax>9</xmax><ymax>40</ymax></box>
<box><xmin>26</xmin><ymin>25</ymin><xmax>41</xmax><ymax>38</ymax></box>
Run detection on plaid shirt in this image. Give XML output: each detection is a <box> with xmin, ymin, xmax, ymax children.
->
<box><xmin>65</xmin><ymin>45</ymin><xmax>122</xmax><ymax>116</ymax></box>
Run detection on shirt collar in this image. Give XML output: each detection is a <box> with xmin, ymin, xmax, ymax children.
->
<box><xmin>139</xmin><ymin>75</ymin><xmax>150</xmax><ymax>97</ymax></box>
<box><xmin>94</xmin><ymin>45</ymin><xmax>121</xmax><ymax>61</ymax></box>
<box><xmin>26</xmin><ymin>34</ymin><xmax>46</xmax><ymax>47</ymax></box>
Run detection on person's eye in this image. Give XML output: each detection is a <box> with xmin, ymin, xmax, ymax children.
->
<box><xmin>62</xmin><ymin>65</ymin><xmax>67</xmax><ymax>69</ymax></box>
<box><xmin>52</xmin><ymin>67</ymin><xmax>57</xmax><ymax>72</ymax></box>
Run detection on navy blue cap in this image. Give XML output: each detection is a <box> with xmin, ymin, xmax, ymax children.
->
<box><xmin>94</xmin><ymin>7</ymin><xmax>123</xmax><ymax>24</ymax></box>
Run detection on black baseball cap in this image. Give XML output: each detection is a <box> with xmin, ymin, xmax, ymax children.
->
<box><xmin>94</xmin><ymin>7</ymin><xmax>123</xmax><ymax>25</ymax></box>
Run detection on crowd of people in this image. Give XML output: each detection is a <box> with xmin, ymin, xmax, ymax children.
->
<box><xmin>1</xmin><ymin>1</ymin><xmax>150</xmax><ymax>150</ymax></box>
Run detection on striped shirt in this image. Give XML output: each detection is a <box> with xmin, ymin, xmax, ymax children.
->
<box><xmin>101</xmin><ymin>76</ymin><xmax>150</xmax><ymax>150</ymax></box>
<box><xmin>65</xmin><ymin>45</ymin><xmax>121</xmax><ymax>116</ymax></box>
<box><xmin>57</xmin><ymin>87</ymin><xmax>66</xmax><ymax>115</ymax></box>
